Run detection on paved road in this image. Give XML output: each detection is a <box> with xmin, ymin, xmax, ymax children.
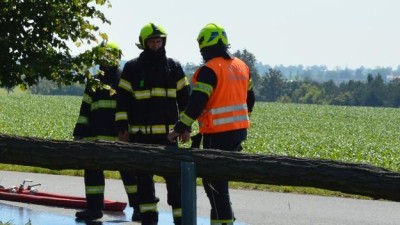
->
<box><xmin>1</xmin><ymin>171</ymin><xmax>400</xmax><ymax>225</ymax></box>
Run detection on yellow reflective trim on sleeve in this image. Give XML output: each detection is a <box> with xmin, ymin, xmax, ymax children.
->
<box><xmin>85</xmin><ymin>186</ymin><xmax>105</xmax><ymax>195</ymax></box>
<box><xmin>180</xmin><ymin>112</ymin><xmax>195</xmax><ymax>127</ymax></box>
<box><xmin>124</xmin><ymin>185</ymin><xmax>138</xmax><ymax>194</ymax></box>
<box><xmin>193</xmin><ymin>82</ymin><xmax>213</xmax><ymax>97</ymax></box>
<box><xmin>177</xmin><ymin>77</ymin><xmax>189</xmax><ymax>91</ymax></box>
<box><xmin>115</xmin><ymin>111</ymin><xmax>128</xmax><ymax>121</ymax></box>
<box><xmin>119</xmin><ymin>79</ymin><xmax>132</xmax><ymax>92</ymax></box>
<box><xmin>91</xmin><ymin>100</ymin><xmax>116</xmax><ymax>110</ymax></box>
<box><xmin>82</xmin><ymin>93</ymin><xmax>92</xmax><ymax>104</ymax></box>
<box><xmin>77</xmin><ymin>116</ymin><xmax>89</xmax><ymax>125</ymax></box>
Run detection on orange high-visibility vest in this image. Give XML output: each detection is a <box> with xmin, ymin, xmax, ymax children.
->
<box><xmin>193</xmin><ymin>57</ymin><xmax>250</xmax><ymax>134</ymax></box>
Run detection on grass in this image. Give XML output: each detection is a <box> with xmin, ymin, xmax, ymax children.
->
<box><xmin>1</xmin><ymin>92</ymin><xmax>400</xmax><ymax>198</ymax></box>
<box><xmin>244</xmin><ymin>103</ymin><xmax>400</xmax><ymax>171</ymax></box>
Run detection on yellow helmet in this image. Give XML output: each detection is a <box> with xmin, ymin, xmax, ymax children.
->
<box><xmin>99</xmin><ymin>40</ymin><xmax>122</xmax><ymax>59</ymax></box>
<box><xmin>197</xmin><ymin>23</ymin><xmax>229</xmax><ymax>50</ymax></box>
<box><xmin>103</xmin><ymin>40</ymin><xmax>121</xmax><ymax>51</ymax></box>
<box><xmin>137</xmin><ymin>23</ymin><xmax>167</xmax><ymax>49</ymax></box>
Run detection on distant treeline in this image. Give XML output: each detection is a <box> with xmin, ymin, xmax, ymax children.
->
<box><xmin>25</xmin><ymin>60</ymin><xmax>400</xmax><ymax>108</ymax></box>
<box><xmin>254</xmin><ymin>68</ymin><xmax>400</xmax><ymax>108</ymax></box>
<box><xmin>255</xmin><ymin>63</ymin><xmax>400</xmax><ymax>83</ymax></box>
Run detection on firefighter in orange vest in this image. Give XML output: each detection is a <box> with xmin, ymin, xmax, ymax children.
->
<box><xmin>73</xmin><ymin>41</ymin><xmax>140</xmax><ymax>221</ymax></box>
<box><xmin>168</xmin><ymin>23</ymin><xmax>255</xmax><ymax>225</ymax></box>
<box><xmin>116</xmin><ymin>23</ymin><xmax>191</xmax><ymax>225</ymax></box>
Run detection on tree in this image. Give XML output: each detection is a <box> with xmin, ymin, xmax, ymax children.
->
<box><xmin>387</xmin><ymin>78</ymin><xmax>400</xmax><ymax>107</ymax></box>
<box><xmin>232</xmin><ymin>49</ymin><xmax>261</xmax><ymax>96</ymax></box>
<box><xmin>259</xmin><ymin>68</ymin><xmax>285</xmax><ymax>102</ymax></box>
<box><xmin>0</xmin><ymin>0</ymin><xmax>113</xmax><ymax>89</ymax></box>
<box><xmin>363</xmin><ymin>74</ymin><xmax>385</xmax><ymax>107</ymax></box>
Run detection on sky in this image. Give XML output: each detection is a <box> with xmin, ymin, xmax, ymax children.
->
<box><xmin>75</xmin><ymin>0</ymin><xmax>400</xmax><ymax>69</ymax></box>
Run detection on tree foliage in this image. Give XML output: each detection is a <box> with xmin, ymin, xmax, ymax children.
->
<box><xmin>259</xmin><ymin>68</ymin><xmax>285</xmax><ymax>102</ymax></box>
<box><xmin>232</xmin><ymin>49</ymin><xmax>261</xmax><ymax>94</ymax></box>
<box><xmin>0</xmin><ymin>0</ymin><xmax>113</xmax><ymax>89</ymax></box>
<box><xmin>254</xmin><ymin>72</ymin><xmax>400</xmax><ymax>108</ymax></box>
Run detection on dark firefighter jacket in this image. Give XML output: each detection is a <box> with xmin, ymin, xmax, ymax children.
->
<box><xmin>73</xmin><ymin>66</ymin><xmax>121</xmax><ymax>141</ymax></box>
<box><xmin>116</xmin><ymin>50</ymin><xmax>191</xmax><ymax>140</ymax></box>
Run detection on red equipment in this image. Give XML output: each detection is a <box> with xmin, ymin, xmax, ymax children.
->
<box><xmin>0</xmin><ymin>179</ymin><xmax>126</xmax><ymax>211</ymax></box>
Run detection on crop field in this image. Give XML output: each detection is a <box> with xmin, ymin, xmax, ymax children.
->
<box><xmin>1</xmin><ymin>93</ymin><xmax>400</xmax><ymax>195</ymax></box>
<box><xmin>1</xmin><ymin>93</ymin><xmax>400</xmax><ymax>172</ymax></box>
<box><xmin>245</xmin><ymin>103</ymin><xmax>400</xmax><ymax>172</ymax></box>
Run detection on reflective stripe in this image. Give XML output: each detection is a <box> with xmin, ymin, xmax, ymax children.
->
<box><xmin>140</xmin><ymin>203</ymin><xmax>158</xmax><ymax>213</ymax></box>
<box><xmin>134</xmin><ymin>90</ymin><xmax>151</xmax><ymax>99</ymax></box>
<box><xmin>193</xmin><ymin>81</ymin><xmax>213</xmax><ymax>97</ymax></box>
<box><xmin>124</xmin><ymin>185</ymin><xmax>137</xmax><ymax>194</ymax></box>
<box><xmin>210</xmin><ymin>219</ymin><xmax>234</xmax><ymax>225</ymax></box>
<box><xmin>213</xmin><ymin>114</ymin><xmax>249</xmax><ymax>126</ymax></box>
<box><xmin>85</xmin><ymin>186</ymin><xmax>104</xmax><ymax>195</ymax></box>
<box><xmin>210</xmin><ymin>104</ymin><xmax>248</xmax><ymax>126</ymax></box>
<box><xmin>119</xmin><ymin>79</ymin><xmax>132</xmax><ymax>92</ymax></box>
<box><xmin>134</xmin><ymin>88</ymin><xmax>177</xmax><ymax>99</ymax></box>
<box><xmin>165</xmin><ymin>88</ymin><xmax>176</xmax><ymax>97</ymax></box>
<box><xmin>91</xmin><ymin>100</ymin><xmax>116</xmax><ymax>110</ymax></box>
<box><xmin>180</xmin><ymin>112</ymin><xmax>195</xmax><ymax>127</ymax></box>
<box><xmin>129</xmin><ymin>124</ymin><xmax>174</xmax><ymax>134</ymax></box>
<box><xmin>210</xmin><ymin>104</ymin><xmax>247</xmax><ymax>115</ymax></box>
<box><xmin>77</xmin><ymin>116</ymin><xmax>88</xmax><ymax>125</ymax></box>
<box><xmin>172</xmin><ymin>208</ymin><xmax>182</xmax><ymax>217</ymax></box>
<box><xmin>115</xmin><ymin>111</ymin><xmax>128</xmax><ymax>121</ymax></box>
<box><xmin>82</xmin><ymin>93</ymin><xmax>92</xmax><ymax>104</ymax></box>
<box><xmin>151</xmin><ymin>88</ymin><xmax>166</xmax><ymax>97</ymax></box>
<box><xmin>151</xmin><ymin>88</ymin><xmax>176</xmax><ymax>97</ymax></box>
<box><xmin>177</xmin><ymin>77</ymin><xmax>189</xmax><ymax>91</ymax></box>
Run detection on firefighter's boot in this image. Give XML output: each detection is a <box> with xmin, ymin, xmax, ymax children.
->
<box><xmin>75</xmin><ymin>194</ymin><xmax>104</xmax><ymax>220</ymax></box>
<box><xmin>75</xmin><ymin>209</ymin><xmax>103</xmax><ymax>220</ymax></box>
<box><xmin>132</xmin><ymin>205</ymin><xmax>141</xmax><ymax>221</ymax></box>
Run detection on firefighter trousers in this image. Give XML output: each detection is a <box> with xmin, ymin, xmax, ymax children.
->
<box><xmin>130</xmin><ymin>135</ymin><xmax>182</xmax><ymax>225</ymax></box>
<box><xmin>84</xmin><ymin>169</ymin><xmax>138</xmax><ymax>211</ymax></box>
<box><xmin>136</xmin><ymin>173</ymin><xmax>182</xmax><ymax>225</ymax></box>
<box><xmin>202</xmin><ymin>129</ymin><xmax>247</xmax><ymax>224</ymax></box>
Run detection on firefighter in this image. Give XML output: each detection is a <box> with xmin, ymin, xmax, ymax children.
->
<box><xmin>73</xmin><ymin>41</ymin><xmax>141</xmax><ymax>221</ymax></box>
<box><xmin>168</xmin><ymin>23</ymin><xmax>255</xmax><ymax>225</ymax></box>
<box><xmin>115</xmin><ymin>23</ymin><xmax>191</xmax><ymax>225</ymax></box>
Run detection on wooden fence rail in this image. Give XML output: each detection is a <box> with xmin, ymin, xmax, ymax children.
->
<box><xmin>1</xmin><ymin>134</ymin><xmax>400</xmax><ymax>201</ymax></box>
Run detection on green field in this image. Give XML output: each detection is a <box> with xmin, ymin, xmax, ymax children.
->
<box><xmin>245</xmin><ymin>103</ymin><xmax>400</xmax><ymax>171</ymax></box>
<box><xmin>1</xmin><ymin>93</ymin><xmax>400</xmax><ymax>196</ymax></box>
